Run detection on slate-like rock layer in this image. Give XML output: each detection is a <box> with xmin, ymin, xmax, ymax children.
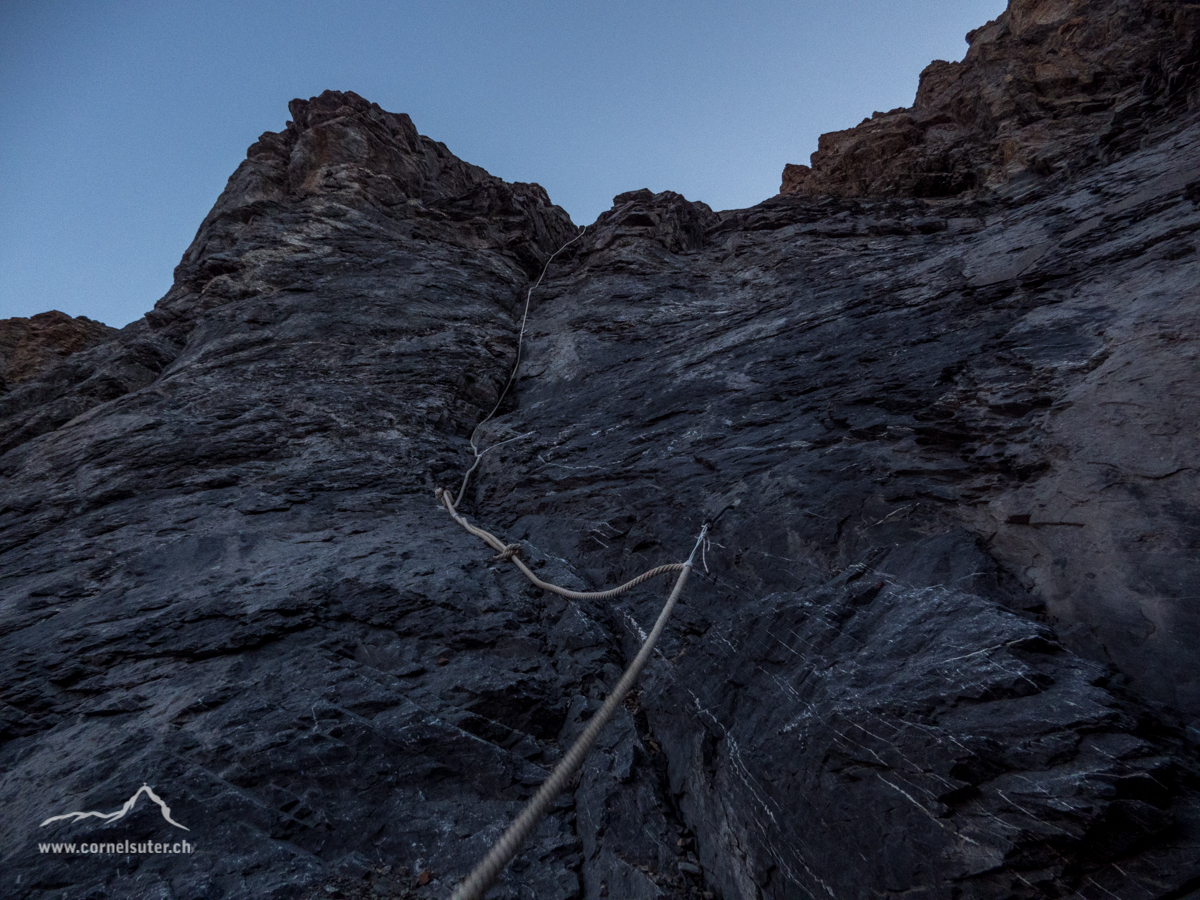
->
<box><xmin>2</xmin><ymin>13</ymin><xmax>1200</xmax><ymax>900</ymax></box>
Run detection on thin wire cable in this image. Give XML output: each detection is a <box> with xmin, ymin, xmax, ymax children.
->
<box><xmin>448</xmin><ymin>526</ymin><xmax>707</xmax><ymax>900</ymax></box>
<box><xmin>435</xmin><ymin>225</ymin><xmax>710</xmax><ymax>899</ymax></box>
<box><xmin>437</xmin><ymin>488</ymin><xmax>685</xmax><ymax>601</ymax></box>
<box><xmin>455</xmin><ymin>225</ymin><xmax>589</xmax><ymax>508</ymax></box>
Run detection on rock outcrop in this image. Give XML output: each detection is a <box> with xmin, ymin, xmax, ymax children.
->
<box><xmin>0</xmin><ymin>311</ymin><xmax>116</xmax><ymax>391</ymax></box>
<box><xmin>2</xmin><ymin>8</ymin><xmax>1199</xmax><ymax>899</ymax></box>
<box><xmin>781</xmin><ymin>0</ymin><xmax>1200</xmax><ymax>198</ymax></box>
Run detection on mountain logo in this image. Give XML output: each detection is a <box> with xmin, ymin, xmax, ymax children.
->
<box><xmin>40</xmin><ymin>784</ymin><xmax>190</xmax><ymax>831</ymax></box>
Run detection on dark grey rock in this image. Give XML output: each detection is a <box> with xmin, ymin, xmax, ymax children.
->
<box><xmin>2</xmin><ymin>70</ymin><xmax>1199</xmax><ymax>900</ymax></box>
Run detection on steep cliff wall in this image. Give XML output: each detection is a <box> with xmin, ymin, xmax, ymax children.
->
<box><xmin>2</xmin><ymin>7</ymin><xmax>1199</xmax><ymax>900</ymax></box>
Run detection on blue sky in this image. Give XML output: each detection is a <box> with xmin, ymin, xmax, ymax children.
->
<box><xmin>1</xmin><ymin>0</ymin><xmax>1007</xmax><ymax>328</ymax></box>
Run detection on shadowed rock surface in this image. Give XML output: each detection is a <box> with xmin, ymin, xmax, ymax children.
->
<box><xmin>2</xmin><ymin>9</ymin><xmax>1200</xmax><ymax>900</ymax></box>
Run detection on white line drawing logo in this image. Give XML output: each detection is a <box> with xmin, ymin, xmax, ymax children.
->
<box><xmin>40</xmin><ymin>783</ymin><xmax>190</xmax><ymax>832</ymax></box>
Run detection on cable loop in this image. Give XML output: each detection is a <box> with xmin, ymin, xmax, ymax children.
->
<box><xmin>492</xmin><ymin>543</ymin><xmax>523</xmax><ymax>563</ymax></box>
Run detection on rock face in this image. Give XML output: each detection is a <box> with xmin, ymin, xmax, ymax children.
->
<box><xmin>494</xmin><ymin>160</ymin><xmax>1200</xmax><ymax>898</ymax></box>
<box><xmin>0</xmin><ymin>311</ymin><xmax>117</xmax><ymax>391</ymax></box>
<box><xmin>2</xmin><ymin>17</ymin><xmax>1200</xmax><ymax>900</ymax></box>
<box><xmin>781</xmin><ymin>0</ymin><xmax>1200</xmax><ymax>198</ymax></box>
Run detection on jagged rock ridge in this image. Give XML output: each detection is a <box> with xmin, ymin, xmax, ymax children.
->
<box><xmin>781</xmin><ymin>0</ymin><xmax>1200</xmax><ymax>198</ymax></box>
<box><xmin>0</xmin><ymin>311</ymin><xmax>116</xmax><ymax>391</ymax></box>
<box><xmin>1</xmin><ymin>7</ymin><xmax>1199</xmax><ymax>900</ymax></box>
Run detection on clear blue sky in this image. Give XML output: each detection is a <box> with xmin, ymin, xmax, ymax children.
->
<box><xmin>1</xmin><ymin>0</ymin><xmax>1007</xmax><ymax>328</ymax></box>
